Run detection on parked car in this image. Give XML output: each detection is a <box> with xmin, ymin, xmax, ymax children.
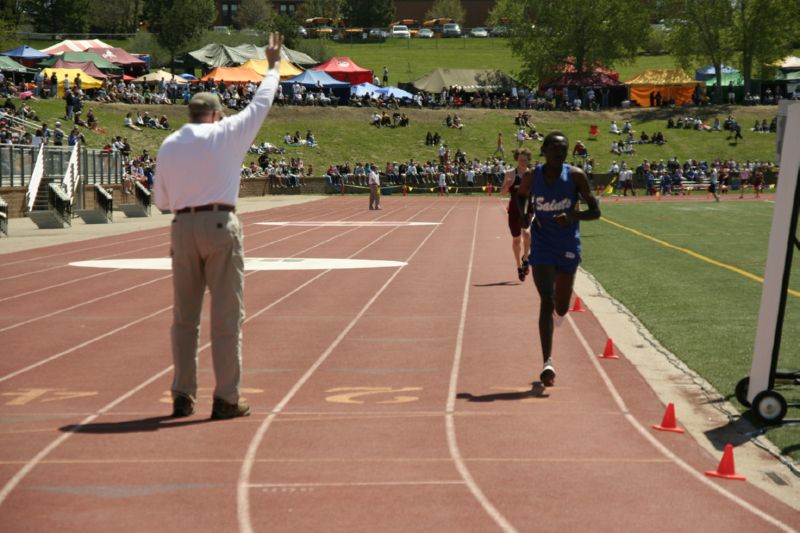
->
<box><xmin>391</xmin><ymin>25</ymin><xmax>411</xmax><ymax>38</ymax></box>
<box><xmin>469</xmin><ymin>27</ymin><xmax>489</xmax><ymax>38</ymax></box>
<box><xmin>442</xmin><ymin>23</ymin><xmax>462</xmax><ymax>37</ymax></box>
<box><xmin>417</xmin><ymin>28</ymin><xmax>434</xmax><ymax>39</ymax></box>
<box><xmin>297</xmin><ymin>26</ymin><xmax>308</xmax><ymax>38</ymax></box>
<box><xmin>490</xmin><ymin>25</ymin><xmax>509</xmax><ymax>37</ymax></box>
<box><xmin>368</xmin><ymin>28</ymin><xmax>389</xmax><ymax>40</ymax></box>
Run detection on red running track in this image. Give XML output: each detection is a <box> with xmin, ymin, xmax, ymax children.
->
<box><xmin>0</xmin><ymin>196</ymin><xmax>797</xmax><ymax>532</ymax></box>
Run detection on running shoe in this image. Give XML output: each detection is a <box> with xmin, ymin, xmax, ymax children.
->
<box><xmin>540</xmin><ymin>359</ymin><xmax>556</xmax><ymax>387</ymax></box>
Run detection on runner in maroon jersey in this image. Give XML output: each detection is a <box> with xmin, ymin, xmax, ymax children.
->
<box><xmin>501</xmin><ymin>147</ymin><xmax>533</xmax><ymax>282</ymax></box>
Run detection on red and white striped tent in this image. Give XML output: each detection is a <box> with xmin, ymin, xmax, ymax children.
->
<box><xmin>40</xmin><ymin>39</ymin><xmax>112</xmax><ymax>55</ymax></box>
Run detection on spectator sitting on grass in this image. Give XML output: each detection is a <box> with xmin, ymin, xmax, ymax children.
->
<box><xmin>158</xmin><ymin>115</ymin><xmax>171</xmax><ymax>130</ymax></box>
<box><xmin>86</xmin><ymin>109</ymin><xmax>98</xmax><ymax>130</ymax></box>
<box><xmin>305</xmin><ymin>130</ymin><xmax>317</xmax><ymax>147</ymax></box>
<box><xmin>371</xmin><ymin>112</ymin><xmax>381</xmax><ymax>127</ymax></box>
<box><xmin>610</xmin><ymin>120</ymin><xmax>621</xmax><ymax>134</ymax></box>
<box><xmin>73</xmin><ymin>110</ymin><xmax>88</xmax><ymax>128</ymax></box>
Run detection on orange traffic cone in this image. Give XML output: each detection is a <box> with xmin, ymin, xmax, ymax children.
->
<box><xmin>598</xmin><ymin>337</ymin><xmax>619</xmax><ymax>359</ymax></box>
<box><xmin>652</xmin><ymin>402</ymin><xmax>685</xmax><ymax>433</ymax></box>
<box><xmin>704</xmin><ymin>444</ymin><xmax>746</xmax><ymax>481</ymax></box>
<box><xmin>571</xmin><ymin>297</ymin><xmax>586</xmax><ymax>313</ymax></box>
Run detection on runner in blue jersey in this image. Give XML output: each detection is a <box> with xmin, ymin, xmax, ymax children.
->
<box><xmin>516</xmin><ymin>131</ymin><xmax>601</xmax><ymax>387</ymax></box>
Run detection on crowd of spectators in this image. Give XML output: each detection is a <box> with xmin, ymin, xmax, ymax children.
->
<box><xmin>566</xmin><ymin>155</ymin><xmax>776</xmax><ymax>198</ymax></box>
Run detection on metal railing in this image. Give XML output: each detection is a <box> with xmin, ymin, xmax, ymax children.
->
<box><xmin>0</xmin><ymin>145</ymin><xmax>123</xmax><ymax>188</ymax></box>
<box><xmin>94</xmin><ymin>184</ymin><xmax>113</xmax><ymax>221</ymax></box>
<box><xmin>0</xmin><ymin>196</ymin><xmax>7</xmax><ymax>236</ymax></box>
<box><xmin>48</xmin><ymin>183</ymin><xmax>72</xmax><ymax>226</ymax></box>
<box><xmin>134</xmin><ymin>181</ymin><xmax>151</xmax><ymax>215</ymax></box>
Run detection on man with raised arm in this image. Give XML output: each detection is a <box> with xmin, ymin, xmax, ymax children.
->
<box><xmin>154</xmin><ymin>33</ymin><xmax>283</xmax><ymax>420</ymax></box>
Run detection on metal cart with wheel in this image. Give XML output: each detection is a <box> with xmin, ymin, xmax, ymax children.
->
<box><xmin>738</xmin><ymin>101</ymin><xmax>800</xmax><ymax>425</ymax></box>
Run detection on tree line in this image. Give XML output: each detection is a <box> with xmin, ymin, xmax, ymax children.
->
<box><xmin>2</xmin><ymin>0</ymin><xmax>799</xmax><ymax>102</ymax></box>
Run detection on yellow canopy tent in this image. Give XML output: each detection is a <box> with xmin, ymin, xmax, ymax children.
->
<box><xmin>41</xmin><ymin>68</ymin><xmax>102</xmax><ymax>96</ymax></box>
<box><xmin>626</xmin><ymin>69</ymin><xmax>701</xmax><ymax>107</ymax></box>
<box><xmin>240</xmin><ymin>59</ymin><xmax>302</xmax><ymax>79</ymax></box>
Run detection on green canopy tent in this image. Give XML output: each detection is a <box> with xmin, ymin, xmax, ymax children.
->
<box><xmin>0</xmin><ymin>55</ymin><xmax>34</xmax><ymax>74</ymax></box>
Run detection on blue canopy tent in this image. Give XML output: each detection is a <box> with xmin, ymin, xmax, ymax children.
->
<box><xmin>375</xmin><ymin>86</ymin><xmax>414</xmax><ymax>100</ymax></box>
<box><xmin>0</xmin><ymin>45</ymin><xmax>50</xmax><ymax>67</ymax></box>
<box><xmin>351</xmin><ymin>82</ymin><xmax>382</xmax><ymax>97</ymax></box>
<box><xmin>179</xmin><ymin>73</ymin><xmax>198</xmax><ymax>81</ymax></box>
<box><xmin>281</xmin><ymin>70</ymin><xmax>350</xmax><ymax>103</ymax></box>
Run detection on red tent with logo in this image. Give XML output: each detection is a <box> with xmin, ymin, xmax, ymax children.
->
<box><xmin>311</xmin><ymin>57</ymin><xmax>372</xmax><ymax>85</ymax></box>
<box><xmin>85</xmin><ymin>47</ymin><xmax>146</xmax><ymax>68</ymax></box>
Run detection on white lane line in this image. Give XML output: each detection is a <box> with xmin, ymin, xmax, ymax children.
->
<box><xmin>0</xmin><ymin>208</ymin><xmax>361</xmax><ymax>333</ymax></box>
<box><xmin>566</xmin><ymin>315</ymin><xmax>795</xmax><ymax>533</ymax></box>
<box><xmin>237</xmin><ymin>204</ymin><xmax>454</xmax><ymax>533</ymax></box>
<box><xmin>0</xmin><ymin>269</ymin><xmax>121</xmax><ymax>303</ymax></box>
<box><xmin>0</xmin><ymin>203</ymin><xmax>436</xmax><ymax>509</ymax></box>
<box><xmin>247</xmin><ymin>481</ymin><xmax>465</xmax><ymax>488</ymax></box>
<box><xmin>0</xmin><ymin>367</ymin><xmax>172</xmax><ymax>506</ymax></box>
<box><xmin>0</xmin><ymin>303</ymin><xmax>173</xmax><ymax>384</ymax></box>
<box><xmin>446</xmin><ymin>198</ymin><xmax>517</xmax><ymax>533</ymax></box>
<box><xmin>0</xmin><ymin>274</ymin><xmax>173</xmax><ymax>333</ymax></box>
<box><xmin>0</xmin><ymin>204</ymin><xmax>349</xmax><ymax>280</ymax></box>
<box><xmin>257</xmin><ymin>221</ymin><xmax>440</xmax><ymax>227</ymax></box>
<box><xmin>0</xmin><ymin>205</ymin><xmax>403</xmax><ymax>381</ymax></box>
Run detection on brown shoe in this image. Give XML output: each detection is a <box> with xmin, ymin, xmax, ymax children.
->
<box><xmin>211</xmin><ymin>397</ymin><xmax>250</xmax><ymax>420</ymax></box>
<box><xmin>172</xmin><ymin>394</ymin><xmax>195</xmax><ymax>418</ymax></box>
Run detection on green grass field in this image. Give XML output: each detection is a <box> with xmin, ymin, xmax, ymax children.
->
<box><xmin>582</xmin><ymin>200</ymin><xmax>800</xmax><ymax>459</ymax></box>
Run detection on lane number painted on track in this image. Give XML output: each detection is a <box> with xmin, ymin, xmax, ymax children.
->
<box><xmin>325</xmin><ymin>387</ymin><xmax>422</xmax><ymax>404</ymax></box>
<box><xmin>1</xmin><ymin>388</ymin><xmax>98</xmax><ymax>406</ymax></box>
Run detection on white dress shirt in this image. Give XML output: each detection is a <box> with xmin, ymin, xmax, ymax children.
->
<box><xmin>154</xmin><ymin>69</ymin><xmax>280</xmax><ymax>211</ymax></box>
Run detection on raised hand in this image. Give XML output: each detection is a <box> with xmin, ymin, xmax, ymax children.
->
<box><xmin>266</xmin><ymin>32</ymin><xmax>283</xmax><ymax>70</ymax></box>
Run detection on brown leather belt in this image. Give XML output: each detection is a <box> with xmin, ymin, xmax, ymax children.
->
<box><xmin>175</xmin><ymin>204</ymin><xmax>236</xmax><ymax>214</ymax></box>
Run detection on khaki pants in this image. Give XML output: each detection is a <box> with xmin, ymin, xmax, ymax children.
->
<box><xmin>170</xmin><ymin>210</ymin><xmax>244</xmax><ymax>404</ymax></box>
<box><xmin>369</xmin><ymin>183</ymin><xmax>380</xmax><ymax>209</ymax></box>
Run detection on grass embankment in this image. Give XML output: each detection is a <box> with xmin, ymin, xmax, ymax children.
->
<box><xmin>21</xmin><ymin>98</ymin><xmax>780</xmax><ymax>174</ymax></box>
<box><xmin>582</xmin><ymin>200</ymin><xmax>800</xmax><ymax>459</ymax></box>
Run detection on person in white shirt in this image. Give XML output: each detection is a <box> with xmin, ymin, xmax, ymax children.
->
<box><xmin>153</xmin><ymin>32</ymin><xmax>283</xmax><ymax>421</ymax></box>
<box><xmin>438</xmin><ymin>166</ymin><xmax>447</xmax><ymax>196</ymax></box>
<box><xmin>368</xmin><ymin>163</ymin><xmax>381</xmax><ymax>209</ymax></box>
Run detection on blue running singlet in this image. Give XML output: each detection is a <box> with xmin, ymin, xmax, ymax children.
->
<box><xmin>529</xmin><ymin>163</ymin><xmax>581</xmax><ymax>272</ymax></box>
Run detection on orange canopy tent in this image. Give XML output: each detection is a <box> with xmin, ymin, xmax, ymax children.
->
<box><xmin>626</xmin><ymin>69</ymin><xmax>701</xmax><ymax>107</ymax></box>
<box><xmin>201</xmin><ymin>66</ymin><xmax>262</xmax><ymax>83</ymax></box>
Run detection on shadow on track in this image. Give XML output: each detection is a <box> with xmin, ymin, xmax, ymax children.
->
<box><xmin>457</xmin><ymin>383</ymin><xmax>549</xmax><ymax>402</ymax></box>
<box><xmin>472</xmin><ymin>281</ymin><xmax>521</xmax><ymax>287</ymax></box>
<box><xmin>59</xmin><ymin>415</ymin><xmax>214</xmax><ymax>434</ymax></box>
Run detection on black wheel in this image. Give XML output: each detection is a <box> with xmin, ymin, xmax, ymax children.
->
<box><xmin>752</xmin><ymin>390</ymin><xmax>788</xmax><ymax>424</ymax></box>
<box><xmin>735</xmin><ymin>377</ymin><xmax>751</xmax><ymax>407</ymax></box>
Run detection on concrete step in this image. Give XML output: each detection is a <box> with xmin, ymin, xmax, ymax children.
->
<box><xmin>75</xmin><ymin>208</ymin><xmax>112</xmax><ymax>224</ymax></box>
<box><xmin>28</xmin><ymin>209</ymin><xmax>70</xmax><ymax>229</ymax></box>
<box><xmin>118</xmin><ymin>203</ymin><xmax>150</xmax><ymax>218</ymax></box>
